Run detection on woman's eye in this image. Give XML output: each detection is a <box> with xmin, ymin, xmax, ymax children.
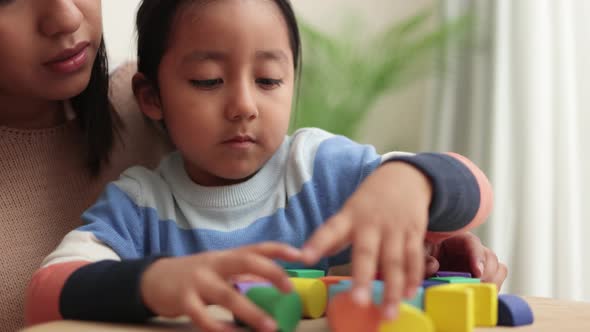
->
<box><xmin>190</xmin><ymin>78</ymin><xmax>223</xmax><ymax>89</ymax></box>
<box><xmin>256</xmin><ymin>78</ymin><xmax>283</xmax><ymax>89</ymax></box>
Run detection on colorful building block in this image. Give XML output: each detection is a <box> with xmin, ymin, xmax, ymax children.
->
<box><xmin>319</xmin><ymin>276</ymin><xmax>352</xmax><ymax>288</ymax></box>
<box><xmin>425</xmin><ymin>284</ymin><xmax>475</xmax><ymax>332</ymax></box>
<box><xmin>327</xmin><ymin>291</ymin><xmax>381</xmax><ymax>332</ymax></box>
<box><xmin>403</xmin><ymin>287</ymin><xmax>425</xmax><ymax>310</ymax></box>
<box><xmin>286</xmin><ymin>269</ymin><xmax>325</xmax><ymax>278</ymax></box>
<box><xmin>497</xmin><ymin>294</ymin><xmax>534</xmax><ymax>326</ymax></box>
<box><xmin>331</xmin><ymin>280</ymin><xmax>384</xmax><ymax>304</ymax></box>
<box><xmin>241</xmin><ymin>286</ymin><xmax>302</xmax><ymax>332</ymax></box>
<box><xmin>429</xmin><ymin>276</ymin><xmax>481</xmax><ymax>284</ymax></box>
<box><xmin>435</xmin><ymin>271</ymin><xmax>472</xmax><ymax>278</ymax></box>
<box><xmin>422</xmin><ymin>279</ymin><xmax>446</xmax><ymax>289</ymax></box>
<box><xmin>379</xmin><ymin>303</ymin><xmax>434</xmax><ymax>332</ymax></box>
<box><xmin>449</xmin><ymin>283</ymin><xmax>498</xmax><ymax>326</ymax></box>
<box><xmin>290</xmin><ymin>277</ymin><xmax>328</xmax><ymax>318</ymax></box>
<box><xmin>234</xmin><ymin>281</ymin><xmax>272</xmax><ymax>294</ymax></box>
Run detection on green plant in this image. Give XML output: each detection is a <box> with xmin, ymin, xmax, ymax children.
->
<box><xmin>291</xmin><ymin>9</ymin><xmax>471</xmax><ymax>139</ymax></box>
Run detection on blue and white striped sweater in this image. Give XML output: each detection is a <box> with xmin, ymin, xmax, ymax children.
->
<box><xmin>75</xmin><ymin>128</ymin><xmax>400</xmax><ymax>270</ymax></box>
<box><xmin>34</xmin><ymin>128</ymin><xmax>488</xmax><ymax>323</ymax></box>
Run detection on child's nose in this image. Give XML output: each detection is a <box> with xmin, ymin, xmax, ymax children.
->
<box><xmin>225</xmin><ymin>84</ymin><xmax>259</xmax><ymax>122</ymax></box>
<box><xmin>39</xmin><ymin>0</ymin><xmax>84</xmax><ymax>37</ymax></box>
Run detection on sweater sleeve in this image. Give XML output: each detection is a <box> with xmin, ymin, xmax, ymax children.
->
<box><xmin>384</xmin><ymin>152</ymin><xmax>493</xmax><ymax>243</ymax></box>
<box><xmin>24</xmin><ymin>171</ymin><xmax>164</xmax><ymax>325</ymax></box>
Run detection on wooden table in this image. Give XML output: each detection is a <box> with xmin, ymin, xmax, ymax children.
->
<box><xmin>22</xmin><ymin>297</ymin><xmax>590</xmax><ymax>332</ymax></box>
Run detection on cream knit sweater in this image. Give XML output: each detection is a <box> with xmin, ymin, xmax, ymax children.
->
<box><xmin>0</xmin><ymin>63</ymin><xmax>170</xmax><ymax>331</ymax></box>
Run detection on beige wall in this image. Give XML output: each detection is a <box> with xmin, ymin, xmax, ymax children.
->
<box><xmin>102</xmin><ymin>0</ymin><xmax>433</xmax><ymax>151</ymax></box>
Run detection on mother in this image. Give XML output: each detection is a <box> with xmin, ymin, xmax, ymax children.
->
<box><xmin>0</xmin><ymin>1</ymin><xmax>169</xmax><ymax>330</ymax></box>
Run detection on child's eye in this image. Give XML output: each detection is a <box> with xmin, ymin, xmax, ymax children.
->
<box><xmin>190</xmin><ymin>78</ymin><xmax>223</xmax><ymax>90</ymax></box>
<box><xmin>256</xmin><ymin>78</ymin><xmax>283</xmax><ymax>89</ymax></box>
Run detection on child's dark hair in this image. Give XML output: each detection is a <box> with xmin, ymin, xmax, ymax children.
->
<box><xmin>135</xmin><ymin>0</ymin><xmax>302</xmax><ymax>90</ymax></box>
<box><xmin>71</xmin><ymin>38</ymin><xmax>117</xmax><ymax>176</ymax></box>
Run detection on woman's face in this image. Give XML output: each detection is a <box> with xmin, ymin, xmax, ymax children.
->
<box><xmin>0</xmin><ymin>0</ymin><xmax>102</xmax><ymax>101</ymax></box>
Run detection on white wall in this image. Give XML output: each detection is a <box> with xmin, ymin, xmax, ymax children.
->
<box><xmin>102</xmin><ymin>0</ymin><xmax>432</xmax><ymax>151</ymax></box>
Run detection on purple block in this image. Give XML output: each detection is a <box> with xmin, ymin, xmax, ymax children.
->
<box><xmin>234</xmin><ymin>281</ymin><xmax>272</xmax><ymax>294</ymax></box>
<box><xmin>498</xmin><ymin>294</ymin><xmax>534</xmax><ymax>326</ymax></box>
<box><xmin>435</xmin><ymin>271</ymin><xmax>472</xmax><ymax>278</ymax></box>
<box><xmin>422</xmin><ymin>279</ymin><xmax>446</xmax><ymax>288</ymax></box>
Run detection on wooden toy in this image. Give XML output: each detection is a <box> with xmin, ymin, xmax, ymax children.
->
<box><xmin>240</xmin><ymin>286</ymin><xmax>302</xmax><ymax>332</ymax></box>
<box><xmin>428</xmin><ymin>276</ymin><xmax>481</xmax><ymax>284</ymax></box>
<box><xmin>327</xmin><ymin>291</ymin><xmax>381</xmax><ymax>332</ymax></box>
<box><xmin>234</xmin><ymin>281</ymin><xmax>272</xmax><ymax>294</ymax></box>
<box><xmin>290</xmin><ymin>277</ymin><xmax>328</xmax><ymax>318</ymax></box>
<box><xmin>425</xmin><ymin>284</ymin><xmax>475</xmax><ymax>332</ymax></box>
<box><xmin>497</xmin><ymin>294</ymin><xmax>534</xmax><ymax>326</ymax></box>
<box><xmin>286</xmin><ymin>269</ymin><xmax>325</xmax><ymax>278</ymax></box>
<box><xmin>450</xmin><ymin>283</ymin><xmax>498</xmax><ymax>326</ymax></box>
<box><xmin>319</xmin><ymin>275</ymin><xmax>352</xmax><ymax>288</ymax></box>
<box><xmin>379</xmin><ymin>302</ymin><xmax>434</xmax><ymax>332</ymax></box>
<box><xmin>435</xmin><ymin>271</ymin><xmax>472</xmax><ymax>278</ymax></box>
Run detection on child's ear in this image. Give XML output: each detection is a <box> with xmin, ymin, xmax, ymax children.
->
<box><xmin>132</xmin><ymin>72</ymin><xmax>163</xmax><ymax>121</ymax></box>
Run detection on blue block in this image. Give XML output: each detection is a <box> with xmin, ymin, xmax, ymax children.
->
<box><xmin>422</xmin><ymin>279</ymin><xmax>446</xmax><ymax>288</ymax></box>
<box><xmin>403</xmin><ymin>286</ymin><xmax>424</xmax><ymax>310</ymax></box>
<box><xmin>329</xmin><ymin>280</ymin><xmax>384</xmax><ymax>304</ymax></box>
<box><xmin>498</xmin><ymin>294</ymin><xmax>534</xmax><ymax>326</ymax></box>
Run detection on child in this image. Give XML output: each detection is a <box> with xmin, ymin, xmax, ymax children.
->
<box><xmin>0</xmin><ymin>1</ymin><xmax>168</xmax><ymax>330</ymax></box>
<box><xmin>25</xmin><ymin>0</ymin><xmax>504</xmax><ymax>331</ymax></box>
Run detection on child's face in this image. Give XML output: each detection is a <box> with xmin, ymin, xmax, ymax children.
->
<box><xmin>155</xmin><ymin>0</ymin><xmax>295</xmax><ymax>186</ymax></box>
<box><xmin>0</xmin><ymin>0</ymin><xmax>102</xmax><ymax>101</ymax></box>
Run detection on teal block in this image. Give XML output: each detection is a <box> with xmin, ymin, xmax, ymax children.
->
<box><xmin>402</xmin><ymin>286</ymin><xmax>424</xmax><ymax>310</ymax></box>
<box><xmin>428</xmin><ymin>276</ymin><xmax>481</xmax><ymax>284</ymax></box>
<box><xmin>285</xmin><ymin>269</ymin><xmax>325</xmax><ymax>278</ymax></box>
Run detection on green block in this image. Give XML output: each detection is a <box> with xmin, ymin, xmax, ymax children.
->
<box><xmin>245</xmin><ymin>287</ymin><xmax>302</xmax><ymax>332</ymax></box>
<box><xmin>428</xmin><ymin>276</ymin><xmax>481</xmax><ymax>284</ymax></box>
<box><xmin>285</xmin><ymin>269</ymin><xmax>325</xmax><ymax>278</ymax></box>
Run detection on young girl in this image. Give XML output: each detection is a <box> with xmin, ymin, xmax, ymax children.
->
<box><xmin>26</xmin><ymin>0</ymin><xmax>506</xmax><ymax>331</ymax></box>
<box><xmin>0</xmin><ymin>0</ymin><xmax>169</xmax><ymax>330</ymax></box>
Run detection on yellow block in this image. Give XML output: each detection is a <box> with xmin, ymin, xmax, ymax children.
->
<box><xmin>290</xmin><ymin>277</ymin><xmax>327</xmax><ymax>319</ymax></box>
<box><xmin>425</xmin><ymin>284</ymin><xmax>475</xmax><ymax>332</ymax></box>
<box><xmin>450</xmin><ymin>283</ymin><xmax>498</xmax><ymax>326</ymax></box>
<box><xmin>379</xmin><ymin>303</ymin><xmax>434</xmax><ymax>332</ymax></box>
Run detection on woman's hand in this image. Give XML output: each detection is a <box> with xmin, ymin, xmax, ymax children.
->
<box><xmin>141</xmin><ymin>242</ymin><xmax>301</xmax><ymax>332</ymax></box>
<box><xmin>424</xmin><ymin>232</ymin><xmax>508</xmax><ymax>290</ymax></box>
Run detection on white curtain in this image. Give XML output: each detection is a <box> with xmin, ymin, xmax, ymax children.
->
<box><xmin>424</xmin><ymin>0</ymin><xmax>589</xmax><ymax>300</ymax></box>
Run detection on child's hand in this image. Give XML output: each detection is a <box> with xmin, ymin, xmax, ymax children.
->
<box><xmin>424</xmin><ymin>232</ymin><xmax>508</xmax><ymax>290</ymax></box>
<box><xmin>301</xmin><ymin>162</ymin><xmax>432</xmax><ymax>319</ymax></box>
<box><xmin>140</xmin><ymin>242</ymin><xmax>301</xmax><ymax>332</ymax></box>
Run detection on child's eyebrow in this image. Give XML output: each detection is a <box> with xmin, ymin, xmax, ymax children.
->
<box><xmin>255</xmin><ymin>50</ymin><xmax>289</xmax><ymax>64</ymax></box>
<box><xmin>182</xmin><ymin>51</ymin><xmax>226</xmax><ymax>64</ymax></box>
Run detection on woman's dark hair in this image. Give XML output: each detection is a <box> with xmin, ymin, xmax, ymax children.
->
<box><xmin>135</xmin><ymin>0</ymin><xmax>302</xmax><ymax>89</ymax></box>
<box><xmin>70</xmin><ymin>37</ymin><xmax>117</xmax><ymax>176</ymax></box>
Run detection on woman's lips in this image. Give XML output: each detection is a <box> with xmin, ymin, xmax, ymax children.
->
<box><xmin>44</xmin><ymin>42</ymin><xmax>90</xmax><ymax>74</ymax></box>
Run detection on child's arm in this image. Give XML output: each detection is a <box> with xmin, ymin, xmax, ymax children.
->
<box><xmin>295</xmin><ymin>130</ymin><xmax>492</xmax><ymax>319</ymax></box>
<box><xmin>25</xmin><ymin>168</ymin><xmax>301</xmax><ymax>332</ymax></box>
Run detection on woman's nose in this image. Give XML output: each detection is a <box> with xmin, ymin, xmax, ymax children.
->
<box><xmin>39</xmin><ymin>0</ymin><xmax>84</xmax><ymax>37</ymax></box>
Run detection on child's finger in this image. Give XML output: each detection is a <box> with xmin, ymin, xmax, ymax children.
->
<box><xmin>218</xmin><ymin>252</ymin><xmax>293</xmax><ymax>292</ymax></box>
<box><xmin>350</xmin><ymin>224</ymin><xmax>381</xmax><ymax>307</ymax></box>
<box><xmin>184</xmin><ymin>291</ymin><xmax>233</xmax><ymax>332</ymax></box>
<box><xmin>379</xmin><ymin>230</ymin><xmax>403</xmax><ymax>319</ymax></box>
<box><xmin>403</xmin><ymin>234</ymin><xmax>424</xmax><ymax>298</ymax></box>
<box><xmin>202</xmin><ymin>277</ymin><xmax>277</xmax><ymax>332</ymax></box>
<box><xmin>301</xmin><ymin>214</ymin><xmax>352</xmax><ymax>265</ymax></box>
<box><xmin>241</xmin><ymin>242</ymin><xmax>302</xmax><ymax>262</ymax></box>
